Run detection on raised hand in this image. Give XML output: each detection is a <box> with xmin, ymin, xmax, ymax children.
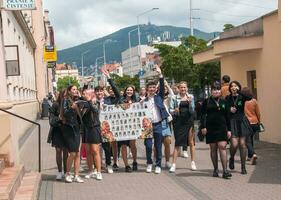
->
<box><xmin>101</xmin><ymin>67</ymin><xmax>110</xmax><ymax>78</ymax></box>
<box><xmin>155</xmin><ymin>64</ymin><xmax>162</xmax><ymax>75</ymax></box>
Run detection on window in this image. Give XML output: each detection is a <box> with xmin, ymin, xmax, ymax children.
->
<box><xmin>5</xmin><ymin>45</ymin><xmax>20</xmax><ymax>76</ymax></box>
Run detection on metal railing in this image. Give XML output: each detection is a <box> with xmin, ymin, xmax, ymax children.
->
<box><xmin>0</xmin><ymin>108</ymin><xmax>41</xmax><ymax>172</ymax></box>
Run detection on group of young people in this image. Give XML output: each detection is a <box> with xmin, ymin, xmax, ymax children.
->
<box><xmin>47</xmin><ymin>66</ymin><xmax>261</xmax><ymax>183</ymax></box>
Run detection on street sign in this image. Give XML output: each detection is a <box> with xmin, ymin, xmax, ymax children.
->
<box><xmin>47</xmin><ymin>61</ymin><xmax>56</xmax><ymax>69</ymax></box>
<box><xmin>2</xmin><ymin>0</ymin><xmax>36</xmax><ymax>10</ymax></box>
<box><xmin>43</xmin><ymin>46</ymin><xmax>57</xmax><ymax>62</ymax></box>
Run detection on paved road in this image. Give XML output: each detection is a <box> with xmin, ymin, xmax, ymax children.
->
<box><xmin>19</xmin><ymin>120</ymin><xmax>281</xmax><ymax>200</ymax></box>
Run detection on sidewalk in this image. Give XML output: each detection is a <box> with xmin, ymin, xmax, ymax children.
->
<box><xmin>19</xmin><ymin>120</ymin><xmax>281</xmax><ymax>200</ymax></box>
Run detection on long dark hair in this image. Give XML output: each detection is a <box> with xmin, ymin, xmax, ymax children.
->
<box><xmin>123</xmin><ymin>85</ymin><xmax>137</xmax><ymax>102</ymax></box>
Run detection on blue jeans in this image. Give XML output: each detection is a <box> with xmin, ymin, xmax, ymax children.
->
<box><xmin>144</xmin><ymin>122</ymin><xmax>163</xmax><ymax>167</ymax></box>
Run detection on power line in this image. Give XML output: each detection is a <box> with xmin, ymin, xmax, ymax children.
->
<box><xmin>198</xmin><ymin>9</ymin><xmax>258</xmax><ymax>18</ymax></box>
<box><xmin>217</xmin><ymin>0</ymin><xmax>275</xmax><ymax>10</ymax></box>
<box><xmin>198</xmin><ymin>17</ymin><xmax>242</xmax><ymax>24</ymax></box>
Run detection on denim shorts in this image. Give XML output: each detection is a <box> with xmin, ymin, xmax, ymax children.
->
<box><xmin>161</xmin><ymin>120</ymin><xmax>171</xmax><ymax>137</ymax></box>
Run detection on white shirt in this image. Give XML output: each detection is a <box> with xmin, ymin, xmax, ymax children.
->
<box><xmin>148</xmin><ymin>96</ymin><xmax>162</xmax><ymax>123</ymax></box>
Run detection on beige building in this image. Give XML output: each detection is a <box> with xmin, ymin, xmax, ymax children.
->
<box><xmin>193</xmin><ymin>0</ymin><xmax>281</xmax><ymax>144</ymax></box>
<box><xmin>0</xmin><ymin>1</ymin><xmax>55</xmax><ymax>166</ymax></box>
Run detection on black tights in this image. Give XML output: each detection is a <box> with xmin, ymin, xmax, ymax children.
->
<box><xmin>210</xmin><ymin>141</ymin><xmax>228</xmax><ymax>171</ymax></box>
<box><xmin>56</xmin><ymin>147</ymin><xmax>68</xmax><ymax>173</ymax></box>
<box><xmin>230</xmin><ymin>137</ymin><xmax>247</xmax><ymax>169</ymax></box>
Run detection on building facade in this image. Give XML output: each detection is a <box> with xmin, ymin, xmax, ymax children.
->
<box><xmin>0</xmin><ymin>2</ymin><xmax>55</xmax><ymax>166</ymax></box>
<box><xmin>193</xmin><ymin>1</ymin><xmax>281</xmax><ymax>144</ymax></box>
<box><xmin>122</xmin><ymin>45</ymin><xmax>157</xmax><ymax>77</ymax></box>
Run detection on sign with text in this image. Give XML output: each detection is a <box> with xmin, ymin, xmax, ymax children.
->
<box><xmin>3</xmin><ymin>0</ymin><xmax>36</xmax><ymax>10</ymax></box>
<box><xmin>43</xmin><ymin>46</ymin><xmax>57</xmax><ymax>62</ymax></box>
<box><xmin>100</xmin><ymin>102</ymin><xmax>153</xmax><ymax>142</ymax></box>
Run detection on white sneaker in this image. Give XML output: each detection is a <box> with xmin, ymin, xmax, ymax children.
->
<box><xmin>73</xmin><ymin>175</ymin><xmax>84</xmax><ymax>183</ymax></box>
<box><xmin>96</xmin><ymin>172</ymin><xmax>103</xmax><ymax>180</ymax></box>
<box><xmin>191</xmin><ymin>161</ymin><xmax>197</xmax><ymax>171</ymax></box>
<box><xmin>146</xmin><ymin>164</ymin><xmax>153</xmax><ymax>173</ymax></box>
<box><xmin>85</xmin><ymin>171</ymin><xmax>96</xmax><ymax>179</ymax></box>
<box><xmin>183</xmin><ymin>151</ymin><xmax>189</xmax><ymax>158</ymax></box>
<box><xmin>65</xmin><ymin>175</ymin><xmax>73</xmax><ymax>183</ymax></box>
<box><xmin>155</xmin><ymin>166</ymin><xmax>161</xmax><ymax>174</ymax></box>
<box><xmin>169</xmin><ymin>163</ymin><xmax>176</xmax><ymax>173</ymax></box>
<box><xmin>56</xmin><ymin>172</ymin><xmax>63</xmax><ymax>180</ymax></box>
<box><xmin>107</xmin><ymin>165</ymin><xmax>113</xmax><ymax>174</ymax></box>
<box><xmin>165</xmin><ymin>162</ymin><xmax>172</xmax><ymax>168</ymax></box>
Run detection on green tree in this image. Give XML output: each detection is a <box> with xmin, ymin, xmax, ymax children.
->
<box><xmin>155</xmin><ymin>35</ymin><xmax>220</xmax><ymax>98</ymax></box>
<box><xmin>110</xmin><ymin>74</ymin><xmax>140</xmax><ymax>91</ymax></box>
<box><xmin>56</xmin><ymin>76</ymin><xmax>80</xmax><ymax>91</ymax></box>
<box><xmin>223</xmin><ymin>24</ymin><xmax>235</xmax><ymax>31</ymax></box>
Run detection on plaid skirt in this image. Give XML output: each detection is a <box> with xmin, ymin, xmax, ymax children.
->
<box><xmin>230</xmin><ymin>114</ymin><xmax>253</xmax><ymax>138</ymax></box>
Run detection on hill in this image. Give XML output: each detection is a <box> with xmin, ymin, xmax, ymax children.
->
<box><xmin>57</xmin><ymin>24</ymin><xmax>219</xmax><ymax>73</ymax></box>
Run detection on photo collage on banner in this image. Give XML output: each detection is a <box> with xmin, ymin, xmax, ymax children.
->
<box><xmin>100</xmin><ymin>102</ymin><xmax>153</xmax><ymax>142</ymax></box>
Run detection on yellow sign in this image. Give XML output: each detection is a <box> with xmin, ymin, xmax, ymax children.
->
<box><xmin>43</xmin><ymin>46</ymin><xmax>57</xmax><ymax>62</ymax></box>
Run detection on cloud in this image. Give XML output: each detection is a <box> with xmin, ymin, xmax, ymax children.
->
<box><xmin>44</xmin><ymin>0</ymin><xmax>277</xmax><ymax>49</ymax></box>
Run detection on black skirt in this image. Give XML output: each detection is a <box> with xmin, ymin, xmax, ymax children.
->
<box><xmin>62</xmin><ymin>124</ymin><xmax>81</xmax><ymax>152</ymax></box>
<box><xmin>230</xmin><ymin>114</ymin><xmax>253</xmax><ymax>137</ymax></box>
<box><xmin>51</xmin><ymin>127</ymin><xmax>65</xmax><ymax>148</ymax></box>
<box><xmin>173</xmin><ymin>119</ymin><xmax>193</xmax><ymax>147</ymax></box>
<box><xmin>82</xmin><ymin>126</ymin><xmax>102</xmax><ymax>144</ymax></box>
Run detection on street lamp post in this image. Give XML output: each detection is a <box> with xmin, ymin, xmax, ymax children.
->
<box><xmin>95</xmin><ymin>56</ymin><xmax>104</xmax><ymax>87</ymax></box>
<box><xmin>128</xmin><ymin>28</ymin><xmax>138</xmax><ymax>69</ymax></box>
<box><xmin>102</xmin><ymin>39</ymin><xmax>116</xmax><ymax>85</ymax></box>
<box><xmin>137</xmin><ymin>8</ymin><xmax>159</xmax><ymax>69</ymax></box>
<box><xmin>81</xmin><ymin>50</ymin><xmax>90</xmax><ymax>77</ymax></box>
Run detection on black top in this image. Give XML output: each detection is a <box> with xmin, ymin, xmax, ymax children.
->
<box><xmin>201</xmin><ymin>97</ymin><xmax>231</xmax><ymax>132</ymax></box>
<box><xmin>225</xmin><ymin>93</ymin><xmax>252</xmax><ymax>118</ymax></box>
<box><xmin>81</xmin><ymin>101</ymin><xmax>101</xmax><ymax>128</ymax></box>
<box><xmin>49</xmin><ymin>101</ymin><xmax>61</xmax><ymax>127</ymax></box>
<box><xmin>63</xmin><ymin>98</ymin><xmax>80</xmax><ymax>127</ymax></box>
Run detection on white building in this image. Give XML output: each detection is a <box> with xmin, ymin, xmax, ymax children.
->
<box><xmin>55</xmin><ymin>69</ymin><xmax>79</xmax><ymax>82</ymax></box>
<box><xmin>151</xmin><ymin>40</ymin><xmax>181</xmax><ymax>47</ymax></box>
<box><xmin>122</xmin><ymin>45</ymin><xmax>157</xmax><ymax>77</ymax></box>
<box><xmin>111</xmin><ymin>64</ymin><xmax>123</xmax><ymax>77</ymax></box>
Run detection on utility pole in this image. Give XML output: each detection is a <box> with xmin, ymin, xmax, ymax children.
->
<box><xmin>190</xmin><ymin>0</ymin><xmax>193</xmax><ymax>36</ymax></box>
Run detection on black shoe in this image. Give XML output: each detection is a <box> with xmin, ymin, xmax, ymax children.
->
<box><xmin>229</xmin><ymin>158</ymin><xmax>235</xmax><ymax>170</ymax></box>
<box><xmin>223</xmin><ymin>171</ymin><xmax>232</xmax><ymax>179</ymax></box>
<box><xmin>125</xmin><ymin>165</ymin><xmax>132</xmax><ymax>173</ymax></box>
<box><xmin>213</xmin><ymin>169</ymin><xmax>219</xmax><ymax>177</ymax></box>
<box><xmin>132</xmin><ymin>162</ymin><xmax>138</xmax><ymax>171</ymax></box>
<box><xmin>241</xmin><ymin>168</ymin><xmax>247</xmax><ymax>175</ymax></box>
<box><xmin>113</xmin><ymin>163</ymin><xmax>119</xmax><ymax>171</ymax></box>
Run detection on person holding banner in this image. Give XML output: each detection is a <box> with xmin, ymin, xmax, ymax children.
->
<box><xmin>94</xmin><ymin>86</ymin><xmax>115</xmax><ymax>174</ymax></box>
<box><xmin>81</xmin><ymin>89</ymin><xmax>103</xmax><ymax>180</ymax></box>
<box><xmin>102</xmin><ymin>69</ymin><xmax>138</xmax><ymax>173</ymax></box>
<box><xmin>62</xmin><ymin>85</ymin><xmax>84</xmax><ymax>183</ymax></box>
<box><xmin>144</xmin><ymin>64</ymin><xmax>170</xmax><ymax>174</ymax></box>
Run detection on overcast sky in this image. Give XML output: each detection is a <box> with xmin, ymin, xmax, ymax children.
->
<box><xmin>44</xmin><ymin>0</ymin><xmax>277</xmax><ymax>50</ymax></box>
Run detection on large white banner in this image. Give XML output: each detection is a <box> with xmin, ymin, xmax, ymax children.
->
<box><xmin>3</xmin><ymin>0</ymin><xmax>36</xmax><ymax>10</ymax></box>
<box><xmin>100</xmin><ymin>102</ymin><xmax>153</xmax><ymax>142</ymax></box>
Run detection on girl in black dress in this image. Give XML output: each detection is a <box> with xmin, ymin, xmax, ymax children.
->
<box><xmin>81</xmin><ymin>89</ymin><xmax>103</xmax><ymax>180</ymax></box>
<box><xmin>169</xmin><ymin>81</ymin><xmax>196</xmax><ymax>173</ymax></box>
<box><xmin>47</xmin><ymin>90</ymin><xmax>68</xmax><ymax>180</ymax></box>
<box><xmin>226</xmin><ymin>81</ymin><xmax>252</xmax><ymax>174</ymax></box>
<box><xmin>201</xmin><ymin>83</ymin><xmax>232</xmax><ymax>179</ymax></box>
<box><xmin>62</xmin><ymin>85</ymin><xmax>84</xmax><ymax>183</ymax></box>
